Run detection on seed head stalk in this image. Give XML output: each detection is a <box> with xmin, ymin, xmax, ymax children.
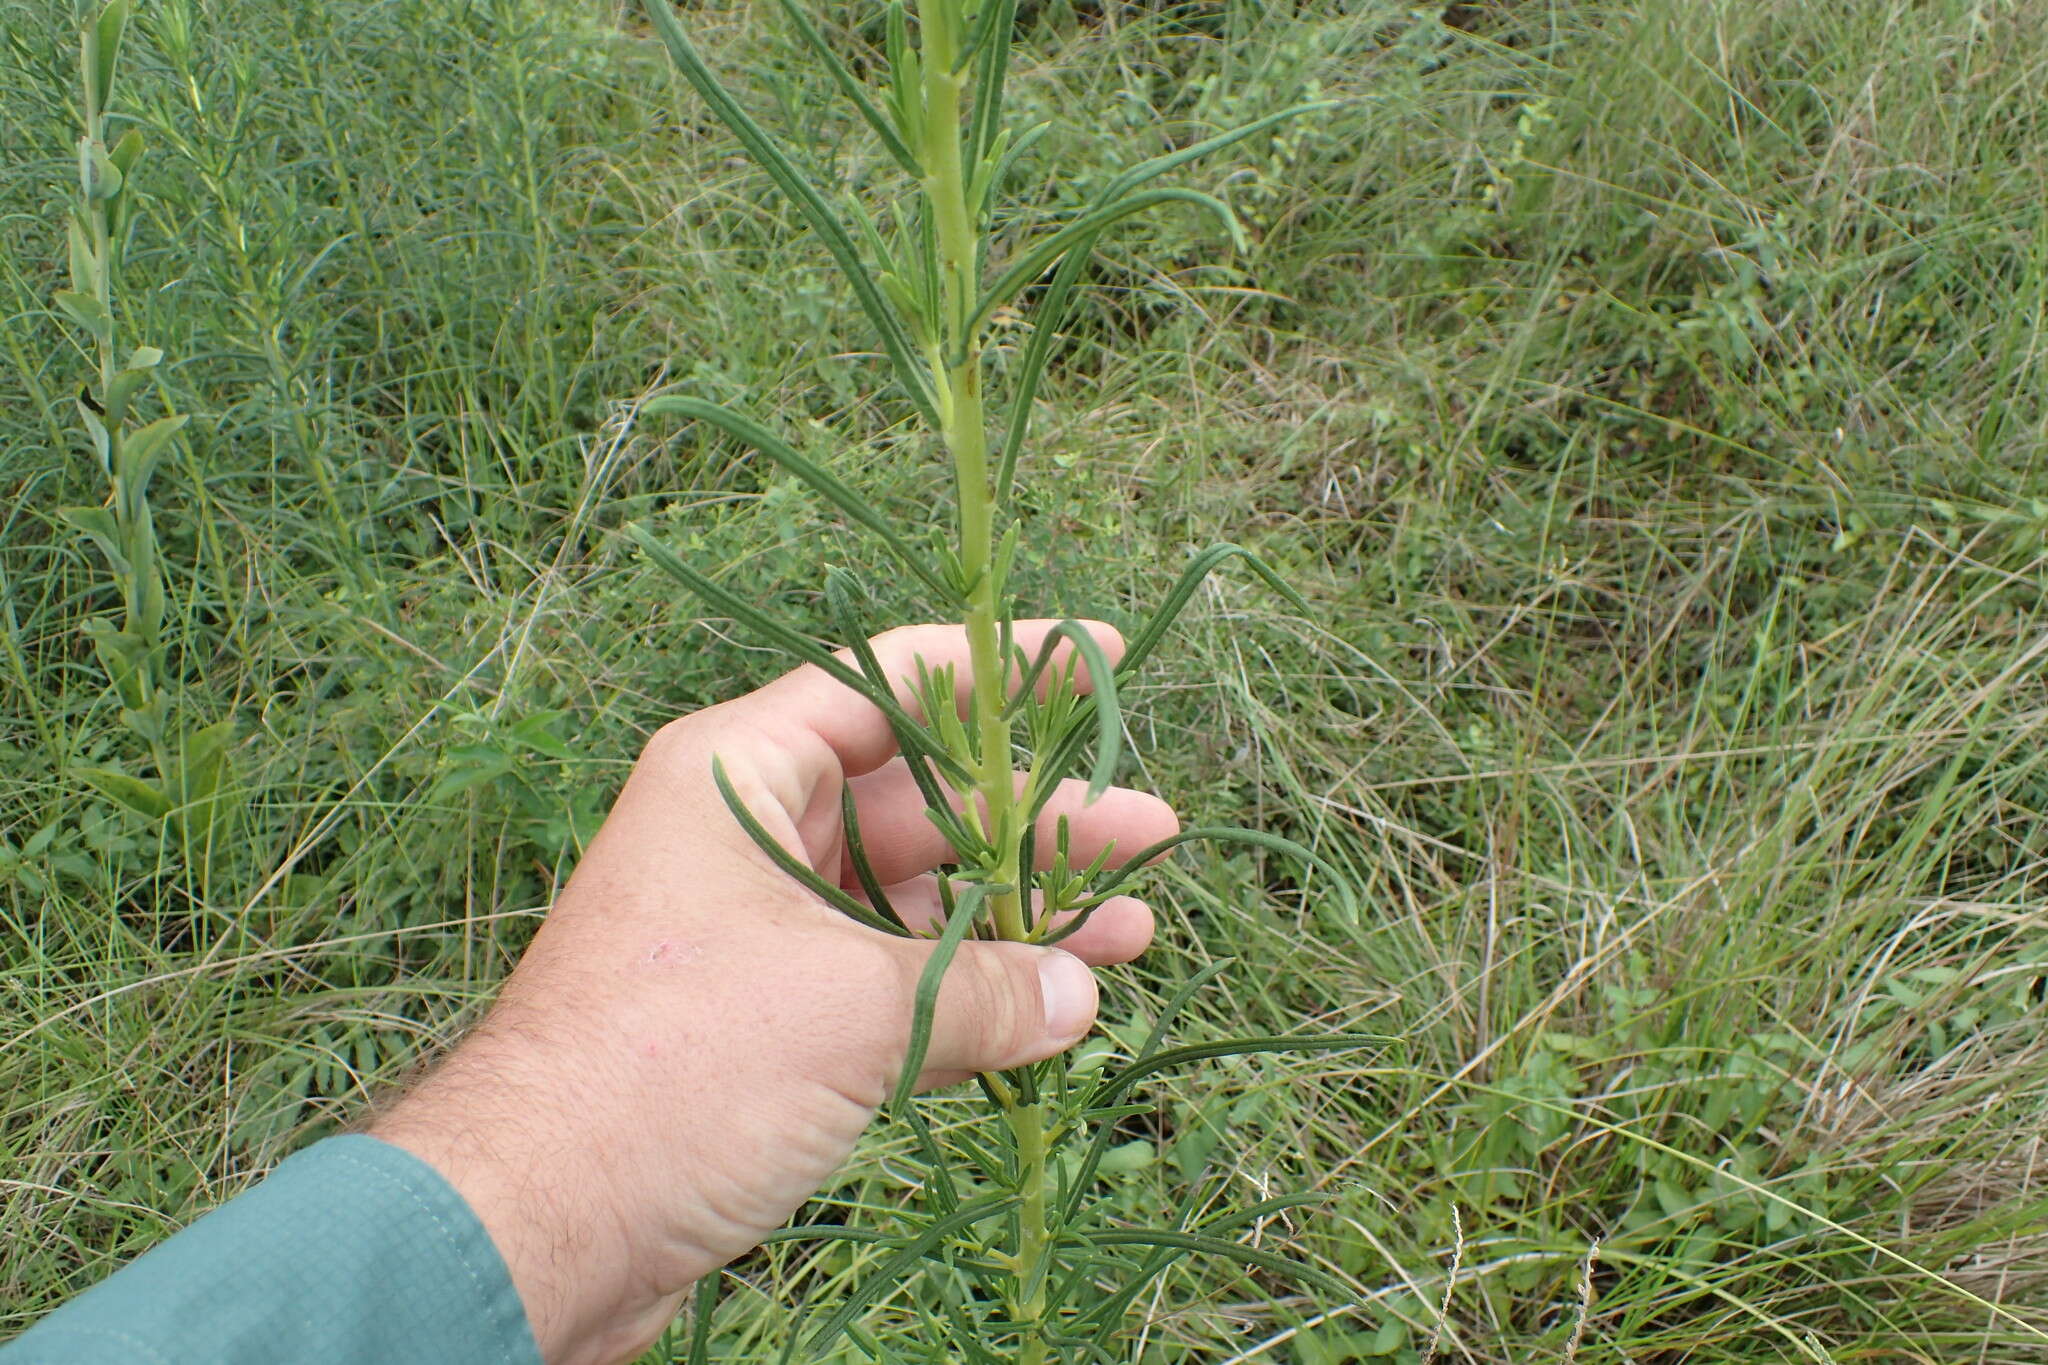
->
<box><xmin>919</xmin><ymin>6</ymin><xmax>1049</xmax><ymax>1358</ymax></box>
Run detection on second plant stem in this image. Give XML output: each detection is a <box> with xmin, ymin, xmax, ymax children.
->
<box><xmin>921</xmin><ymin>9</ymin><xmax>1050</xmax><ymax>1361</ymax></box>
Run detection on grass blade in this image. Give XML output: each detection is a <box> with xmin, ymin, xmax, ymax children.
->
<box><xmin>645</xmin><ymin>396</ymin><xmax>953</xmax><ymax>600</ymax></box>
<box><xmin>639</xmin><ymin>0</ymin><xmax>937</xmax><ymax>421</ymax></box>
<box><xmin>686</xmin><ymin>1274</ymin><xmax>718</xmax><ymax>1365</ymax></box>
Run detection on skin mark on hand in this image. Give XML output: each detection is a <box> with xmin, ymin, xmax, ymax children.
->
<box><xmin>645</xmin><ymin>940</ymin><xmax>703</xmax><ymax>966</ymax></box>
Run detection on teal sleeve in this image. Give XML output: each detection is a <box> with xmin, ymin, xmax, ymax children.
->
<box><xmin>1</xmin><ymin>1134</ymin><xmax>542</xmax><ymax>1365</ymax></box>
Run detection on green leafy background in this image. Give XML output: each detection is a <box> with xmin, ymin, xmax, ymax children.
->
<box><xmin>4</xmin><ymin>0</ymin><xmax>2047</xmax><ymax>1359</ymax></box>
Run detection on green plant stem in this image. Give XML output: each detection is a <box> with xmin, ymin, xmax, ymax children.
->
<box><xmin>921</xmin><ymin>6</ymin><xmax>1046</xmax><ymax>1358</ymax></box>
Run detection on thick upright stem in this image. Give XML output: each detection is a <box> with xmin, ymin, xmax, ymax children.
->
<box><xmin>922</xmin><ymin>8</ymin><xmax>1020</xmax><ymax>941</ymax></box>
<box><xmin>921</xmin><ymin>7</ymin><xmax>1048</xmax><ymax>1359</ymax></box>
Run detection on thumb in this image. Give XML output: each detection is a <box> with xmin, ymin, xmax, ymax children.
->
<box><xmin>911</xmin><ymin>942</ymin><xmax>1099</xmax><ymax>1077</ymax></box>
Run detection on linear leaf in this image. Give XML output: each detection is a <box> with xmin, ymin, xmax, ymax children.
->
<box><xmin>91</xmin><ymin>0</ymin><xmax>129</xmax><ymax>111</ymax></box>
<box><xmin>776</xmin><ymin>0</ymin><xmax>920</xmax><ymax>175</ymax></box>
<box><xmin>627</xmin><ymin>523</ymin><xmax>970</xmax><ymax>787</ymax></box>
<box><xmin>892</xmin><ymin>883</ymin><xmax>988</xmax><ymax>1109</ymax></box>
<box><xmin>1040</xmin><ymin>824</ymin><xmax>1360</xmax><ymax>941</ymax></box>
<box><xmin>839</xmin><ymin>784</ymin><xmax>905</xmax><ymax>932</ymax></box>
<box><xmin>639</xmin><ymin>0</ymin><xmax>937</xmax><ymax>421</ymax></box>
<box><xmin>763</xmin><ymin>1222</ymin><xmax>1009</xmax><ymax>1279</ymax></box>
<box><xmin>966</xmin><ymin>0</ymin><xmax>1019</xmax><ymax>165</ymax></box>
<box><xmin>1066</xmin><ymin>1193</ymin><xmax>1341</xmax><ymax>1331</ymax></box>
<box><xmin>970</xmin><ymin>188</ymin><xmax>1239</xmax><ymax>340</ymax></box>
<box><xmin>1060</xmin><ymin>961</ymin><xmax>1235</xmax><ymax>1219</ymax></box>
<box><xmin>1081</xmin><ymin>1228</ymin><xmax>1354</xmax><ymax>1306</ymax></box>
<box><xmin>686</xmin><ymin>1275</ymin><xmax>718</xmax><ymax>1365</ymax></box>
<box><xmin>1019</xmin><ymin>620</ymin><xmax>1121</xmax><ymax>801</ymax></box>
<box><xmin>1073</xmin><ymin>1219</ymin><xmax>1359</xmax><ymax>1326</ymax></box>
<box><xmin>715</xmin><ymin>757</ymin><xmax>910</xmax><ymax>937</ymax></box>
<box><xmin>791</xmin><ymin>1195</ymin><xmax>1019</xmax><ymax>1362</ymax></box>
<box><xmin>994</xmin><ymin>228</ymin><xmax>1099</xmax><ymax>502</ymax></box>
<box><xmin>1099</xmin><ymin>102</ymin><xmax>1334</xmax><ymax>203</ymax></box>
<box><xmin>646</xmin><ymin>396</ymin><xmax>952</xmax><ymax>599</ymax></box>
<box><xmin>1122</xmin><ymin>542</ymin><xmax>1311</xmax><ymax>677</ymax></box>
<box><xmin>1090</xmin><ymin>1033</ymin><xmax>1393</xmax><ymax>1110</ymax></box>
<box><xmin>824</xmin><ymin>569</ymin><xmax>974</xmax><ymax>851</ymax></box>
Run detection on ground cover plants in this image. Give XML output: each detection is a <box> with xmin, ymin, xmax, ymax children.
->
<box><xmin>5</xmin><ymin>0</ymin><xmax>2048</xmax><ymax>1360</ymax></box>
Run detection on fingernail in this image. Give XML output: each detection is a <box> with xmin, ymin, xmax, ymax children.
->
<box><xmin>1038</xmin><ymin>950</ymin><xmax>1096</xmax><ymax>1042</ymax></box>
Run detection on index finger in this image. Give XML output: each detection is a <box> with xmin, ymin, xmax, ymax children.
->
<box><xmin>731</xmin><ymin>619</ymin><xmax>1125</xmax><ymax>779</ymax></box>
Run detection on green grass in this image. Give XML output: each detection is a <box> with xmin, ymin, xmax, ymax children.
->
<box><xmin>6</xmin><ymin>0</ymin><xmax>2048</xmax><ymax>1359</ymax></box>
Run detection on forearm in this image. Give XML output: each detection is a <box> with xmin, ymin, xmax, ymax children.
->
<box><xmin>0</xmin><ymin>1136</ymin><xmax>538</xmax><ymax>1365</ymax></box>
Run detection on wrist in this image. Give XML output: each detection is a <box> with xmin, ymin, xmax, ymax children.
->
<box><xmin>369</xmin><ymin>1031</ymin><xmax>680</xmax><ymax>1365</ymax></box>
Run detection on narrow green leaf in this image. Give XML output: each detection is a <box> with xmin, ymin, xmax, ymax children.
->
<box><xmin>891</xmin><ymin>883</ymin><xmax>988</xmax><ymax>1110</ymax></box>
<box><xmin>67</xmin><ymin>219</ymin><xmax>96</xmax><ymax>295</ymax></box>
<box><xmin>985</xmin><ymin>119</ymin><xmax>1048</xmax><ymax>207</ymax></box>
<box><xmin>125</xmin><ymin>344</ymin><xmax>162</xmax><ymax>369</ymax></box>
<box><xmin>117</xmin><ymin>413</ymin><xmax>187</xmax><ymax>520</ymax></box>
<box><xmin>884</xmin><ymin>2</ymin><xmax>921</xmax><ymax>150</ymax></box>
<box><xmin>971</xmin><ymin>188</ymin><xmax>1239</xmax><ymax>340</ymax></box>
<box><xmin>1004</xmin><ymin>620</ymin><xmax>1122</xmax><ymax>800</ymax></box>
<box><xmin>1069</xmin><ymin>1194</ymin><xmax>1346</xmax><ymax>1336</ymax></box>
<box><xmin>900</xmin><ymin>1103</ymin><xmax>961</xmax><ymax>1213</ymax></box>
<box><xmin>626</xmin><ymin>523</ymin><xmax>970</xmax><ymax>786</ymax></box>
<box><xmin>1079</xmin><ymin>1228</ymin><xmax>1355</xmax><ymax>1308</ymax></box>
<box><xmin>91</xmin><ymin>0</ymin><xmax>129</xmax><ymax>110</ymax></box>
<box><xmin>992</xmin><ymin>227</ymin><xmax>1097</xmax><ymax>500</ymax></box>
<box><xmin>1099</xmin><ymin>102</ymin><xmax>1333</xmax><ymax>203</ymax></box>
<box><xmin>839</xmin><ymin>784</ymin><xmax>906</xmax><ymax>932</ymax></box>
<box><xmin>776</xmin><ymin>0</ymin><xmax>920</xmax><ymax>176</ymax></box>
<box><xmin>1061</xmin><ymin>961</ymin><xmax>1235</xmax><ymax>1219</ymax></box>
<box><xmin>685</xmin><ymin>1274</ymin><xmax>718</xmax><ymax>1365</ymax></box>
<box><xmin>1134</xmin><ymin>959</ymin><xmax>1236</xmax><ymax>1060</ymax></box>
<box><xmin>639</xmin><ymin>0</ymin><xmax>937</xmax><ymax>422</ymax></box>
<box><xmin>966</xmin><ymin>0</ymin><xmax>1019</xmax><ymax>164</ymax></box>
<box><xmin>714</xmin><ymin>757</ymin><xmax>910</xmax><ymax>938</ymax></box>
<box><xmin>823</xmin><ymin>568</ymin><xmax>970</xmax><ymax>848</ymax></box>
<box><xmin>53</xmin><ymin>289</ymin><xmax>112</xmax><ymax>343</ymax></box>
<box><xmin>1091</xmin><ymin>1033</ymin><xmax>1393</xmax><ymax>1110</ymax></box>
<box><xmin>1120</xmin><ymin>542</ymin><xmax>1312</xmax><ymax>680</ymax></box>
<box><xmin>791</xmin><ymin>1195</ymin><xmax>1019</xmax><ymax>1363</ymax></box>
<box><xmin>1043</xmin><ymin>824</ymin><xmax>1359</xmax><ymax>942</ymax></box>
<box><xmin>762</xmin><ymin>1222</ymin><xmax>1006</xmax><ymax>1278</ymax></box>
<box><xmin>644</xmin><ymin>396</ymin><xmax>953</xmax><ymax>600</ymax></box>
<box><xmin>76</xmin><ymin>766</ymin><xmax>170</xmax><ymax>820</ymax></box>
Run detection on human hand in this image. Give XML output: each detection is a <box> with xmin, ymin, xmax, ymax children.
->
<box><xmin>370</xmin><ymin>622</ymin><xmax>1177</xmax><ymax>1365</ymax></box>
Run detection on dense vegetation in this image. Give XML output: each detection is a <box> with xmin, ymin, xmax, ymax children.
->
<box><xmin>4</xmin><ymin>0</ymin><xmax>2046</xmax><ymax>1359</ymax></box>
